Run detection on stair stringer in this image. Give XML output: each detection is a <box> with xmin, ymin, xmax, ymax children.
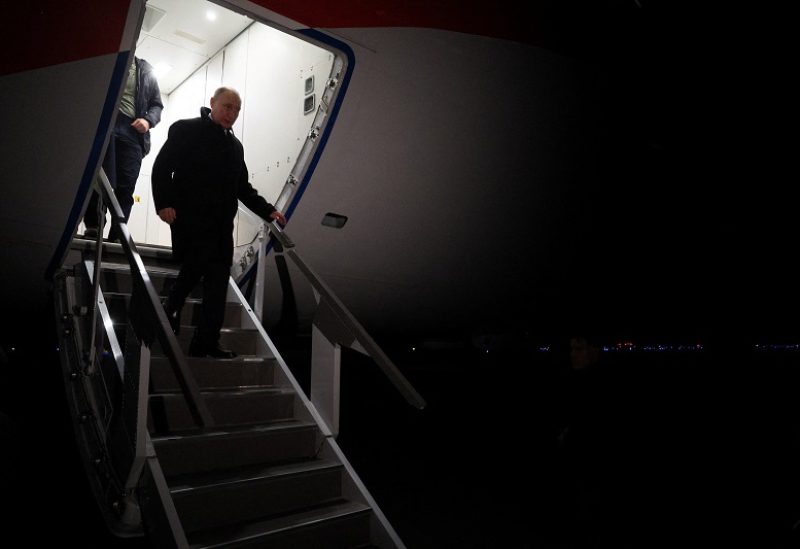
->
<box><xmin>227</xmin><ymin>279</ymin><xmax>406</xmax><ymax>549</ymax></box>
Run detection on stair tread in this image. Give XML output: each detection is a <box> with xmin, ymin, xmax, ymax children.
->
<box><xmin>151</xmin><ymin>355</ymin><xmax>274</xmax><ymax>364</ymax></box>
<box><xmin>149</xmin><ymin>355</ymin><xmax>277</xmax><ymax>392</ymax></box>
<box><xmin>74</xmin><ymin>238</ymin><xmax>175</xmax><ymax>262</ymax></box>
<box><xmin>120</xmin><ymin>324</ymin><xmax>258</xmax><ymax>334</ymax></box>
<box><xmin>150</xmin><ymin>353</ymin><xmax>269</xmax><ymax>362</ymax></box>
<box><xmin>170</xmin><ymin>458</ymin><xmax>342</xmax><ymax>493</ymax></box>
<box><xmin>151</xmin><ymin>386</ymin><xmax>290</xmax><ymax>397</ymax></box>
<box><xmin>150</xmin><ymin>355</ymin><xmax>275</xmax><ymax>369</ymax></box>
<box><xmin>104</xmin><ymin>291</ymin><xmax>205</xmax><ymax>304</ymax></box>
<box><xmin>74</xmin><ymin>234</ymin><xmax>173</xmax><ymax>253</ymax></box>
<box><xmin>152</xmin><ymin>384</ymin><xmax>276</xmax><ymax>394</ymax></box>
<box><xmin>100</xmin><ymin>261</ymin><xmax>180</xmax><ymax>274</ymax></box>
<box><xmin>151</xmin><ymin>419</ymin><xmax>317</xmax><ymax>443</ymax></box>
<box><xmin>188</xmin><ymin>499</ymin><xmax>372</xmax><ymax>548</ymax></box>
<box><xmin>102</xmin><ymin>293</ymin><xmax>249</xmax><ymax>314</ymax></box>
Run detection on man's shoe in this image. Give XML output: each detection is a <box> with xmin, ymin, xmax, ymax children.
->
<box><xmin>188</xmin><ymin>341</ymin><xmax>237</xmax><ymax>359</ymax></box>
<box><xmin>107</xmin><ymin>228</ymin><xmax>123</xmax><ymax>243</ymax></box>
<box><xmin>205</xmin><ymin>346</ymin><xmax>237</xmax><ymax>359</ymax></box>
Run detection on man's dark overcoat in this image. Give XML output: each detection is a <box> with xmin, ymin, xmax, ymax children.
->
<box><xmin>152</xmin><ymin>107</ymin><xmax>276</xmax><ymax>262</ymax></box>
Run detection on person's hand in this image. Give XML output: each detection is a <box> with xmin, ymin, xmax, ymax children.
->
<box><xmin>131</xmin><ymin>118</ymin><xmax>151</xmax><ymax>133</ymax></box>
<box><xmin>158</xmin><ymin>207</ymin><xmax>176</xmax><ymax>224</ymax></box>
<box><xmin>270</xmin><ymin>210</ymin><xmax>287</xmax><ymax>226</ymax></box>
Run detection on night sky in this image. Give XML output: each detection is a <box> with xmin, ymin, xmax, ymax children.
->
<box><xmin>514</xmin><ymin>5</ymin><xmax>797</xmax><ymax>344</ymax></box>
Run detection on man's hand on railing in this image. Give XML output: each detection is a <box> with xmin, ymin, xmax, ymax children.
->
<box><xmin>269</xmin><ymin>210</ymin><xmax>286</xmax><ymax>226</ymax></box>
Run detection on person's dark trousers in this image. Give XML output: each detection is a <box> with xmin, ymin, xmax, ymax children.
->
<box><xmin>84</xmin><ymin>130</ymin><xmax>117</xmax><ymax>231</ymax></box>
<box><xmin>166</xmin><ymin>252</ymin><xmax>230</xmax><ymax>349</ymax></box>
<box><xmin>84</xmin><ymin>114</ymin><xmax>143</xmax><ymax>237</ymax></box>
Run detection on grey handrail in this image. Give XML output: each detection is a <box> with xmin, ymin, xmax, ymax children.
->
<box><xmin>265</xmin><ymin>221</ymin><xmax>426</xmax><ymax>410</ymax></box>
<box><xmin>92</xmin><ymin>169</ymin><xmax>214</xmax><ymax>429</ymax></box>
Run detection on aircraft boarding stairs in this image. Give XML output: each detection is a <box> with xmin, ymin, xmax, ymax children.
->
<box><xmin>52</xmin><ymin>172</ymin><xmax>425</xmax><ymax>548</ymax></box>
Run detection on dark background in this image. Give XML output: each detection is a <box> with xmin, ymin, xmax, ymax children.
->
<box><xmin>509</xmin><ymin>3</ymin><xmax>796</xmax><ymax>345</ymax></box>
<box><xmin>4</xmin><ymin>327</ymin><xmax>800</xmax><ymax>547</ymax></box>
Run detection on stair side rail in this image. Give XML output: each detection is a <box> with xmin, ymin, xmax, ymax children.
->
<box><xmin>81</xmin><ymin>169</ymin><xmax>207</xmax><ymax>545</ymax></box>
<box><xmin>268</xmin><ymin>220</ymin><xmax>425</xmax><ymax>406</ymax></box>
<box><xmin>236</xmin><ymin>204</ymin><xmax>425</xmax><ymax>434</ymax></box>
<box><xmin>91</xmin><ymin>168</ymin><xmax>214</xmax><ymax>431</ymax></box>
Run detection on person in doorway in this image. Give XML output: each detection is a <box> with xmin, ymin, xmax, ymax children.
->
<box><xmin>151</xmin><ymin>86</ymin><xmax>286</xmax><ymax>358</ymax></box>
<box><xmin>84</xmin><ymin>56</ymin><xmax>163</xmax><ymax>240</ymax></box>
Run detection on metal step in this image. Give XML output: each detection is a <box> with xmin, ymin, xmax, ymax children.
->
<box><xmin>171</xmin><ymin>459</ymin><xmax>345</xmax><ymax>533</ymax></box>
<box><xmin>187</xmin><ymin>499</ymin><xmax>373</xmax><ymax>549</ymax></box>
<box><xmin>150</xmin><ymin>356</ymin><xmax>276</xmax><ymax>392</ymax></box>
<box><xmin>96</xmin><ymin>261</ymin><xmax>187</xmax><ymax>296</ymax></box>
<box><xmin>75</xmin><ymin>237</ymin><xmax>179</xmax><ymax>271</ymax></box>
<box><xmin>104</xmin><ymin>292</ymin><xmax>244</xmax><ymax>328</ymax></box>
<box><xmin>149</xmin><ymin>327</ymin><xmax>262</xmax><ymax>356</ymax></box>
<box><xmin>149</xmin><ymin>388</ymin><xmax>295</xmax><ymax>434</ymax></box>
<box><xmin>108</xmin><ymin>325</ymin><xmax>261</xmax><ymax>359</ymax></box>
<box><xmin>152</xmin><ymin>422</ymin><xmax>319</xmax><ymax>478</ymax></box>
<box><xmin>63</xmin><ymin>243</ymin><xmax>402</xmax><ymax>548</ymax></box>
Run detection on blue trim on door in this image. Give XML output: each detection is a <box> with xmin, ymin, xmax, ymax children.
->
<box><xmin>284</xmin><ymin>28</ymin><xmax>356</xmax><ymax>220</ymax></box>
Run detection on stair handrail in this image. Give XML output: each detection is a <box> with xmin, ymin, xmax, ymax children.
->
<box><xmin>69</xmin><ymin>168</ymin><xmax>208</xmax><ymax>544</ymax></box>
<box><xmin>235</xmin><ymin>207</ymin><xmax>426</xmax><ymax>410</ymax></box>
<box><xmin>89</xmin><ymin>169</ymin><xmax>215</xmax><ymax>434</ymax></box>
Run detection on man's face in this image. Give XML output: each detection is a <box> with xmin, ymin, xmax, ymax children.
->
<box><xmin>210</xmin><ymin>91</ymin><xmax>241</xmax><ymax>129</ymax></box>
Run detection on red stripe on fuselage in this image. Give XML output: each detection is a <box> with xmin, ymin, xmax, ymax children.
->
<box><xmin>251</xmin><ymin>0</ymin><xmax>544</xmax><ymax>45</ymax></box>
<box><xmin>1</xmin><ymin>1</ymin><xmax>130</xmax><ymax>76</ymax></box>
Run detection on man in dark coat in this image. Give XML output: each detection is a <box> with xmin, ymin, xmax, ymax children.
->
<box><xmin>84</xmin><ymin>56</ymin><xmax>163</xmax><ymax>239</ymax></box>
<box><xmin>151</xmin><ymin>86</ymin><xmax>286</xmax><ymax>358</ymax></box>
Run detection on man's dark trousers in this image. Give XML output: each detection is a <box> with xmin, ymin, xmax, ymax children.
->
<box><xmin>167</xmin><ymin>250</ymin><xmax>230</xmax><ymax>348</ymax></box>
<box><xmin>85</xmin><ymin>114</ymin><xmax>143</xmax><ymax>233</ymax></box>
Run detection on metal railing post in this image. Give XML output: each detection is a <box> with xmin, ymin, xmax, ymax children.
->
<box><xmin>310</xmin><ymin>309</ymin><xmax>342</xmax><ymax>435</ymax></box>
<box><xmin>94</xmin><ymin>168</ymin><xmax>213</xmax><ymax>430</ymax></box>
<box><xmin>264</xmin><ymin>220</ymin><xmax>426</xmax><ymax>411</ymax></box>
<box><xmin>253</xmin><ymin>222</ymin><xmax>267</xmax><ymax>322</ymax></box>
